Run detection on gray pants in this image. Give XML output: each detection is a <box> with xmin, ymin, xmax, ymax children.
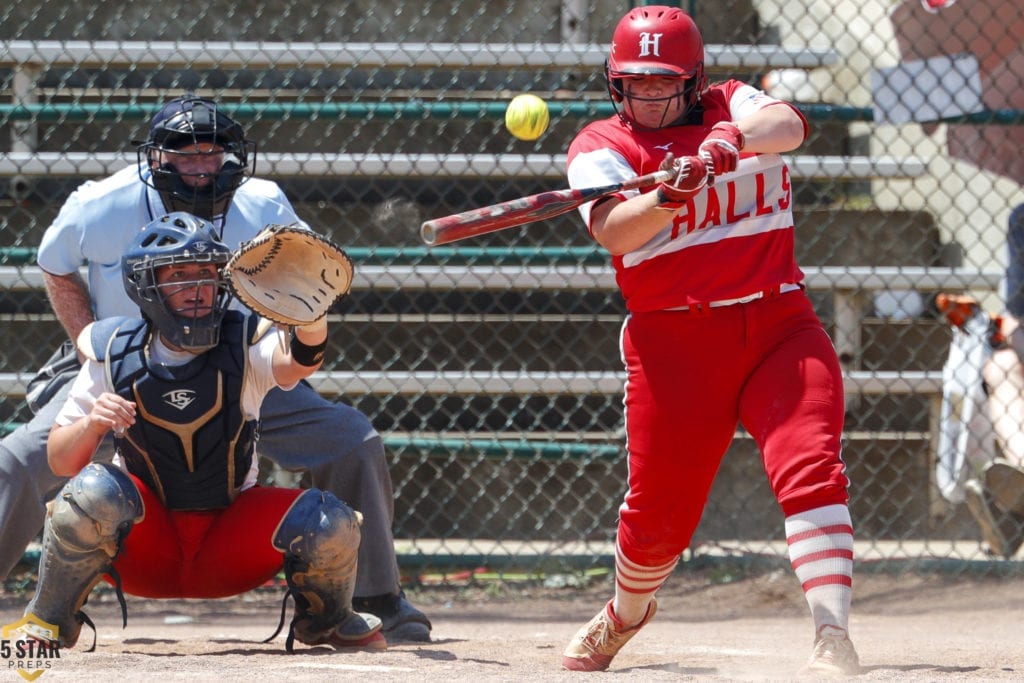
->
<box><xmin>0</xmin><ymin>375</ymin><xmax>400</xmax><ymax>598</ymax></box>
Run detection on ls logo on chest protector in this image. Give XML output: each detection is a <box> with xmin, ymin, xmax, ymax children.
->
<box><xmin>163</xmin><ymin>389</ymin><xmax>198</xmax><ymax>410</ymax></box>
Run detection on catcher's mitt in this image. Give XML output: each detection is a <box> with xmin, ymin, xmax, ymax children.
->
<box><xmin>224</xmin><ymin>223</ymin><xmax>354</xmax><ymax>326</ymax></box>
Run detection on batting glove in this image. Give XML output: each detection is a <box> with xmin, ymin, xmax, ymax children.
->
<box><xmin>698</xmin><ymin>121</ymin><xmax>744</xmax><ymax>177</ymax></box>
<box><xmin>655</xmin><ymin>154</ymin><xmax>708</xmax><ymax>209</ymax></box>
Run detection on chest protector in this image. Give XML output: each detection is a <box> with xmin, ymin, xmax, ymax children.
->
<box><xmin>93</xmin><ymin>312</ymin><xmax>258</xmax><ymax>510</ymax></box>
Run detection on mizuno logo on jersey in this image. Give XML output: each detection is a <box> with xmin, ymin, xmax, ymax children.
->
<box><xmin>745</xmin><ymin>91</ymin><xmax>773</xmax><ymax>105</ymax></box>
<box><xmin>654</xmin><ymin>143</ymin><xmax>673</xmax><ymax>151</ymax></box>
<box><xmin>163</xmin><ymin>389</ymin><xmax>198</xmax><ymax>410</ymax></box>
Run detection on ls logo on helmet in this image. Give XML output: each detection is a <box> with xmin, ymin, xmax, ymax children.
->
<box><xmin>638</xmin><ymin>32</ymin><xmax>664</xmax><ymax>57</ymax></box>
<box><xmin>163</xmin><ymin>389</ymin><xmax>197</xmax><ymax>410</ymax></box>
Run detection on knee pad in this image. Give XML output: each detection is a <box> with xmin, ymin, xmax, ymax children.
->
<box><xmin>50</xmin><ymin>462</ymin><xmax>145</xmax><ymax>556</ymax></box>
<box><xmin>273</xmin><ymin>488</ymin><xmax>361</xmax><ymax>565</ymax></box>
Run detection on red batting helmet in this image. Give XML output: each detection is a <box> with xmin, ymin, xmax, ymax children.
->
<box><xmin>606</xmin><ymin>5</ymin><xmax>706</xmax><ymax>123</ymax></box>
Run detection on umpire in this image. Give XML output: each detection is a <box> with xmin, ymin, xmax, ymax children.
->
<box><xmin>0</xmin><ymin>94</ymin><xmax>431</xmax><ymax>641</ymax></box>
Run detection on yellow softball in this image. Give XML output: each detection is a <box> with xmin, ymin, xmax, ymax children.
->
<box><xmin>504</xmin><ymin>94</ymin><xmax>550</xmax><ymax>141</ymax></box>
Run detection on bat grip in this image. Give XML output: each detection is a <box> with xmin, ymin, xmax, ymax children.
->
<box><xmin>624</xmin><ymin>169</ymin><xmax>673</xmax><ymax>190</ymax></box>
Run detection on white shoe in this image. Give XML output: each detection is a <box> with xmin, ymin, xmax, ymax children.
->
<box><xmin>801</xmin><ymin>625</ymin><xmax>860</xmax><ymax>676</ymax></box>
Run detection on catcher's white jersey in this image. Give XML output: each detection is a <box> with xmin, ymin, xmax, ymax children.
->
<box><xmin>37</xmin><ymin>164</ymin><xmax>303</xmax><ymax>320</ymax></box>
<box><xmin>567</xmin><ymin>80</ymin><xmax>807</xmax><ymax>313</ymax></box>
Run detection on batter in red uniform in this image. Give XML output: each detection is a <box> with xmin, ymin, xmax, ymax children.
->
<box><xmin>561</xmin><ymin>6</ymin><xmax>858</xmax><ymax>676</ymax></box>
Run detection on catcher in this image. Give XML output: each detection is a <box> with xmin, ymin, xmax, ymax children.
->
<box><xmin>3</xmin><ymin>94</ymin><xmax>430</xmax><ymax>642</ymax></box>
<box><xmin>23</xmin><ymin>212</ymin><xmax>382</xmax><ymax>653</ymax></box>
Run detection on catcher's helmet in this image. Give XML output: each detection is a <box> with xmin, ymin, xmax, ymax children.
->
<box><xmin>122</xmin><ymin>212</ymin><xmax>233</xmax><ymax>352</ymax></box>
<box><xmin>137</xmin><ymin>95</ymin><xmax>257</xmax><ymax>221</ymax></box>
<box><xmin>606</xmin><ymin>5</ymin><xmax>706</xmax><ymax>127</ymax></box>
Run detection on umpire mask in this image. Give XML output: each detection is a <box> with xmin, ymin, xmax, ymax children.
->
<box><xmin>137</xmin><ymin>95</ymin><xmax>257</xmax><ymax>220</ymax></box>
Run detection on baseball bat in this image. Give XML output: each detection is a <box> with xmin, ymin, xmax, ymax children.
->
<box><xmin>420</xmin><ymin>169</ymin><xmax>673</xmax><ymax>246</ymax></box>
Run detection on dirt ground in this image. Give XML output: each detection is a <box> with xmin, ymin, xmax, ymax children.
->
<box><xmin>2</xmin><ymin>568</ymin><xmax>1023</xmax><ymax>681</ymax></box>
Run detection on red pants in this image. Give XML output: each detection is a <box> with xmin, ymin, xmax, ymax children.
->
<box><xmin>110</xmin><ymin>476</ymin><xmax>302</xmax><ymax>598</ymax></box>
<box><xmin>618</xmin><ymin>291</ymin><xmax>848</xmax><ymax>566</ymax></box>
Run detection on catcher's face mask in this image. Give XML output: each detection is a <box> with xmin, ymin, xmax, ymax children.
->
<box><xmin>123</xmin><ymin>213</ymin><xmax>232</xmax><ymax>353</ymax></box>
<box><xmin>155</xmin><ymin>262</ymin><xmax>224</xmax><ymax>321</ymax></box>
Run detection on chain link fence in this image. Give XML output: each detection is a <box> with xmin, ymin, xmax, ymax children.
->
<box><xmin>2</xmin><ymin>0</ymin><xmax>1023</xmax><ymax>576</ymax></box>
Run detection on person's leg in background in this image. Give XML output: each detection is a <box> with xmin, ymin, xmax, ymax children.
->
<box><xmin>969</xmin><ymin>203</ymin><xmax>1024</xmax><ymax>557</ymax></box>
<box><xmin>995</xmin><ymin>204</ymin><xmax>1024</xmax><ymax>469</ymax></box>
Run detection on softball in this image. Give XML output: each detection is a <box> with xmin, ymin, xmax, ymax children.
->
<box><xmin>504</xmin><ymin>94</ymin><xmax>550</xmax><ymax>141</ymax></box>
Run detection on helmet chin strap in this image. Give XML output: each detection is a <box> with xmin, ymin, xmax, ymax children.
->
<box><xmin>620</xmin><ymin>87</ymin><xmax>693</xmax><ymax>130</ymax></box>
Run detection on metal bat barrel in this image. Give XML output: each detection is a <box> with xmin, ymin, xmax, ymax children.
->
<box><xmin>419</xmin><ymin>169</ymin><xmax>674</xmax><ymax>246</ymax></box>
<box><xmin>421</xmin><ymin>191</ymin><xmax>583</xmax><ymax>246</ymax></box>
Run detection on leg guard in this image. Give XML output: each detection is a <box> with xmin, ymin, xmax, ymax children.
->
<box><xmin>271</xmin><ymin>489</ymin><xmax>384</xmax><ymax>651</ymax></box>
<box><xmin>23</xmin><ymin>463</ymin><xmax>143</xmax><ymax>648</ymax></box>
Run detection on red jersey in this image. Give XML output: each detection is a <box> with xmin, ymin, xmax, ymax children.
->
<box><xmin>566</xmin><ymin>80</ymin><xmax>809</xmax><ymax>313</ymax></box>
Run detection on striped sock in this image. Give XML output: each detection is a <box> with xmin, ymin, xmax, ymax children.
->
<box><xmin>785</xmin><ymin>503</ymin><xmax>854</xmax><ymax>632</ymax></box>
<box><xmin>612</xmin><ymin>542</ymin><xmax>678</xmax><ymax>626</ymax></box>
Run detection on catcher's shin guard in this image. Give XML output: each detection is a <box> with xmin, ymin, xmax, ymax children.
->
<box><xmin>24</xmin><ymin>463</ymin><xmax>143</xmax><ymax>649</ymax></box>
<box><xmin>269</xmin><ymin>489</ymin><xmax>384</xmax><ymax>651</ymax></box>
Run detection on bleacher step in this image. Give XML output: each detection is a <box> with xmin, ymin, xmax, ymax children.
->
<box><xmin>795</xmin><ymin>208</ymin><xmax>945</xmax><ymax>267</ymax></box>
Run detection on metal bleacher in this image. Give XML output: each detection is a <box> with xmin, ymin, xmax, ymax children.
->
<box><xmin>0</xmin><ymin>254</ymin><xmax>1000</xmax><ymax>425</ymax></box>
